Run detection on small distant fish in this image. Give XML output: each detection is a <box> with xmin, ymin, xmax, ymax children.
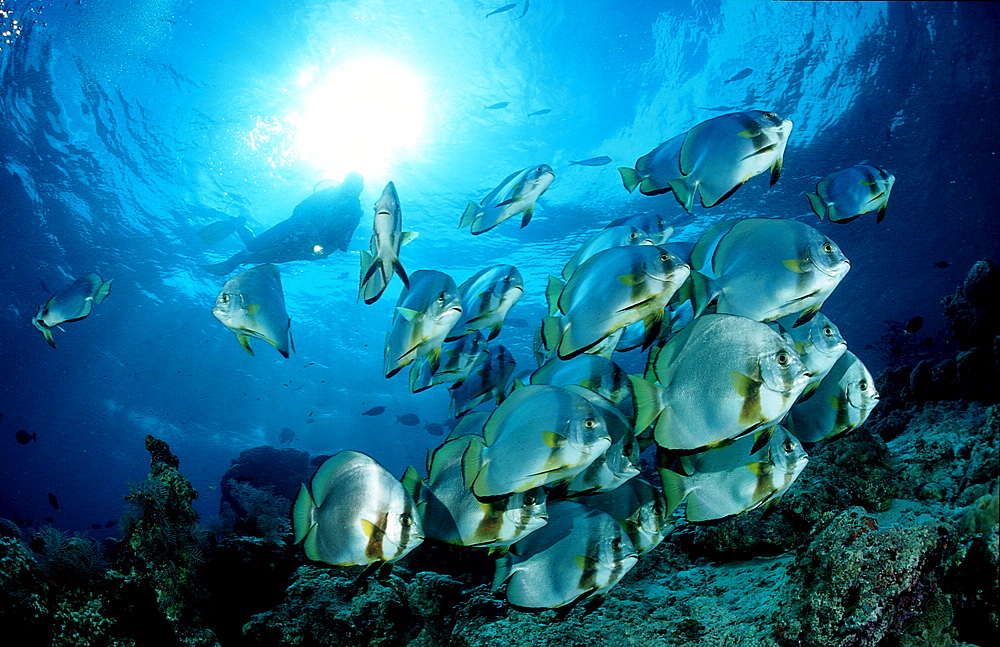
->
<box><xmin>15</xmin><ymin>430</ymin><xmax>36</xmax><ymax>445</ymax></box>
<box><xmin>39</xmin><ymin>278</ymin><xmax>51</xmax><ymax>293</ymax></box>
<box><xmin>934</xmin><ymin>261</ymin><xmax>949</xmax><ymax>269</ymax></box>
<box><xmin>904</xmin><ymin>316</ymin><xmax>924</xmax><ymax>334</ymax></box>
<box><xmin>723</xmin><ymin>67</ymin><xmax>753</xmax><ymax>83</ymax></box>
<box><xmin>279</xmin><ymin>427</ymin><xmax>296</xmax><ymax>444</ymax></box>
<box><xmin>527</xmin><ymin>109</ymin><xmax>551</xmax><ymax>117</ymax></box>
<box><xmin>505</xmin><ymin>317</ymin><xmax>529</xmax><ymax>328</ymax></box>
<box><xmin>48</xmin><ymin>493</ymin><xmax>60</xmax><ymax>511</ymax></box>
<box><xmin>33</xmin><ymin>273</ymin><xmax>114</xmax><ymax>348</ymax></box>
<box><xmin>486</xmin><ymin>4</ymin><xmax>517</xmax><ymax>17</ymax></box>
<box><xmin>485</xmin><ymin>101</ymin><xmax>510</xmax><ymax>110</ymax></box>
<box><xmin>306</xmin><ymin>418</ymin><xmax>315</xmax><ymax>424</ymax></box>
<box><xmin>91</xmin><ymin>523</ymin><xmax>102</xmax><ymax>530</ymax></box>
<box><xmin>569</xmin><ymin>156</ymin><xmax>613</xmax><ymax>167</ymax></box>
<box><xmin>702</xmin><ymin>105</ymin><xmax>739</xmax><ymax>112</ymax></box>
<box><xmin>397</xmin><ymin>413</ymin><xmax>421</xmax><ymax>426</ymax></box>
<box><xmin>424</xmin><ymin>422</ymin><xmax>445</xmax><ymax>436</ymax></box>
<box><xmin>362</xmin><ymin>406</ymin><xmax>386</xmax><ymax>416</ymax></box>
<box><xmin>104</xmin><ymin>520</ymin><xmax>116</xmax><ymax>528</ymax></box>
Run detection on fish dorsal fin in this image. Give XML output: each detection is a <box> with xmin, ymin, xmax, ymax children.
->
<box><xmin>242</xmin><ymin>303</ymin><xmax>260</xmax><ymax>315</ymax></box>
<box><xmin>428</xmin><ymin>435</ymin><xmax>474</xmax><ymax>485</ymax></box>
<box><xmin>396</xmin><ymin>307</ymin><xmax>422</xmax><ymax>322</ymax></box>
<box><xmin>310</xmin><ymin>452</ymin><xmax>361</xmax><ymax>508</ymax></box>
<box><xmin>401</xmin><ymin>465</ymin><xmax>424</xmax><ymax>503</ymax></box>
<box><xmin>749</xmin><ymin>426</ymin><xmax>775</xmax><ymax>454</ymax></box>
<box><xmin>461</xmin><ymin>435</ymin><xmax>486</xmax><ymax>489</ymax></box>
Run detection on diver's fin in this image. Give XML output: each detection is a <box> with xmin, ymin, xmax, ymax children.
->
<box><xmin>200</xmin><ymin>254</ymin><xmax>243</xmax><ymax>276</ymax></box>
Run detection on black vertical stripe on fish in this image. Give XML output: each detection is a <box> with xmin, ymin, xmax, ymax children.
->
<box><xmin>395</xmin><ymin>495</ymin><xmax>416</xmax><ymax>560</ymax></box>
<box><xmin>577</xmin><ymin>531</ymin><xmax>601</xmax><ymax>593</ymax></box>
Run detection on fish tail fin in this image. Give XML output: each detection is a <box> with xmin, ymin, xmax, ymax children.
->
<box><xmin>93</xmin><ymin>278</ymin><xmax>113</xmax><ymax>304</ymax></box>
<box><xmin>618</xmin><ymin>167</ymin><xmax>640</xmax><ymax>193</ymax></box>
<box><xmin>544</xmin><ymin>275</ymin><xmax>564</xmax><ymax>316</ymax></box>
<box><xmin>359</xmin><ymin>251</ymin><xmax>390</xmax><ymax>304</ymax></box>
<box><xmin>667</xmin><ymin>179</ymin><xmax>695</xmax><ymax>214</ymax></box>
<box><xmin>200</xmin><ymin>254</ymin><xmax>243</xmax><ymax>276</ymax></box>
<box><xmin>658</xmin><ymin>466</ymin><xmax>688</xmax><ymax>517</ymax></box>
<box><xmin>629</xmin><ymin>374</ymin><xmax>665</xmax><ymax>435</ymax></box>
<box><xmin>520</xmin><ymin>204</ymin><xmax>534</xmax><ymax>228</ymax></box>
<box><xmin>805</xmin><ymin>192</ymin><xmax>827</xmax><ymax>220</ymax></box>
<box><xmin>234</xmin><ymin>218</ymin><xmax>256</xmax><ymax>247</ymax></box>
<box><xmin>459</xmin><ymin>201</ymin><xmax>479</xmax><ymax>230</ymax></box>
<box><xmin>292</xmin><ymin>483</ymin><xmax>316</xmax><ymax>544</ymax></box>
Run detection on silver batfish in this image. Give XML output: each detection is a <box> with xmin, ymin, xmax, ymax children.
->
<box><xmin>642</xmin><ymin>314</ymin><xmax>810</xmax><ymax>451</ymax></box>
<box><xmin>806</xmin><ymin>164</ymin><xmax>895</xmax><ymax>224</ymax></box>
<box><xmin>545</xmin><ymin>245</ymin><xmax>690</xmax><ymax>359</ymax></box>
<box><xmin>772</xmin><ymin>312</ymin><xmax>847</xmax><ymax>398</ymax></box>
<box><xmin>459</xmin><ymin>164</ymin><xmax>555</xmax><ymax>235</ymax></box>
<box><xmin>658</xmin><ymin>424</ymin><xmax>808</xmax><ymax>522</ymax></box>
<box><xmin>618</xmin><ymin>134</ymin><xmax>685</xmax><ymax>196</ymax></box>
<box><xmin>359</xmin><ymin>181</ymin><xmax>418</xmax><ymax>304</ymax></box>
<box><xmin>402</xmin><ymin>434</ymin><xmax>548</xmax><ymax>548</ymax></box>
<box><xmin>561</xmin><ymin>225</ymin><xmax>663</xmax><ymax>281</ymax></box>
<box><xmin>668</xmin><ymin>110</ymin><xmax>793</xmax><ymax>213</ymax></box>
<box><xmin>384</xmin><ymin>269</ymin><xmax>463</xmax><ymax>378</ymax></box>
<box><xmin>448</xmin><ymin>264</ymin><xmax>524</xmax><ymax>341</ymax></box>
<box><xmin>212</xmin><ymin>264</ymin><xmax>292</xmax><ymax>357</ymax></box>
<box><xmin>33</xmin><ymin>273</ymin><xmax>113</xmax><ymax>348</ymax></box>
<box><xmin>580</xmin><ymin>477</ymin><xmax>672</xmax><ymax>556</ymax></box>
<box><xmin>493</xmin><ymin>500</ymin><xmax>638</xmax><ymax>610</ymax></box>
<box><xmin>784</xmin><ymin>351</ymin><xmax>879</xmax><ymax>443</ymax></box>
<box><xmin>690</xmin><ymin>218</ymin><xmax>850</xmax><ymax>325</ymax></box>
<box><xmin>292</xmin><ymin>451</ymin><xmax>423</xmax><ymax>566</ymax></box>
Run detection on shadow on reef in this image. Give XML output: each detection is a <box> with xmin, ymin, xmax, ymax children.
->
<box><xmin>1</xmin><ymin>261</ymin><xmax>996</xmax><ymax>647</ymax></box>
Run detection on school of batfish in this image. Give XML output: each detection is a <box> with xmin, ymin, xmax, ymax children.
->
<box><xmin>33</xmin><ymin>109</ymin><xmax>890</xmax><ymax>612</ymax></box>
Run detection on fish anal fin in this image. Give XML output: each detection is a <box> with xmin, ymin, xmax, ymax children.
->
<box><xmin>520</xmin><ymin>204</ymin><xmax>534</xmax><ymax>228</ymax></box>
<box><xmin>237</xmin><ymin>334</ymin><xmax>255</xmax><ymax>356</ymax></box>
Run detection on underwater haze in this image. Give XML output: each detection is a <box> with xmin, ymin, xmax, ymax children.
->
<box><xmin>1</xmin><ymin>0</ymin><xmax>998</xmax><ymax>541</ymax></box>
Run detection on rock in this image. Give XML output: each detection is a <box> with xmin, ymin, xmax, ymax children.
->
<box><xmin>942</xmin><ymin>259</ymin><xmax>1000</xmax><ymax>351</ymax></box>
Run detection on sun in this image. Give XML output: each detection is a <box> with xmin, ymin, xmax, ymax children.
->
<box><xmin>292</xmin><ymin>57</ymin><xmax>428</xmax><ymax>183</ymax></box>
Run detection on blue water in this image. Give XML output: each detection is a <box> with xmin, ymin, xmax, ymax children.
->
<box><xmin>1</xmin><ymin>0</ymin><xmax>997</xmax><ymax>534</ymax></box>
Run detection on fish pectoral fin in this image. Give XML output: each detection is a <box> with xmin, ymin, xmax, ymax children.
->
<box><xmin>730</xmin><ymin>371</ymin><xmax>757</xmax><ymax>399</ymax></box>
<box><xmin>360</xmin><ymin>518</ymin><xmax>386</xmax><ymax>541</ymax></box>
<box><xmin>459</xmin><ymin>201</ymin><xmax>480</xmax><ymax>230</ymax></box>
<box><xmin>396</xmin><ymin>307</ymin><xmax>422</xmax><ymax>322</ymax></box>
<box><xmin>617</xmin><ymin>273</ymin><xmax>646</xmax><ymax>286</ymax></box>
<box><xmin>769</xmin><ymin>157</ymin><xmax>784</xmax><ymax>186</ymax></box>
<box><xmin>541</xmin><ymin>430</ymin><xmax>564</xmax><ymax>448</ymax></box>
<box><xmin>42</xmin><ymin>328</ymin><xmax>56</xmax><ymax>348</ymax></box>
<box><xmin>876</xmin><ymin>203</ymin><xmax>888</xmax><ymax>223</ymax></box>
<box><xmin>237</xmin><ymin>334</ymin><xmax>255</xmax><ymax>356</ymax></box>
<box><xmin>746</xmin><ymin>461</ymin><xmax>772</xmax><ymax>477</ymax></box>
<box><xmin>782</xmin><ymin>259</ymin><xmax>807</xmax><ymax>274</ymax></box>
<box><xmin>242</xmin><ymin>303</ymin><xmax>260</xmax><ymax>316</ymax></box>
<box><xmin>400</xmin><ymin>231</ymin><xmax>419</xmax><ymax>245</ymax></box>
<box><xmin>574</xmin><ymin>554</ymin><xmax>599</xmax><ymax>570</ymax></box>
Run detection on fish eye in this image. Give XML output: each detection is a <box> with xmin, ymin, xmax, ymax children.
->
<box><xmin>437</xmin><ymin>292</ymin><xmax>446</xmax><ymax>302</ymax></box>
<box><xmin>611</xmin><ymin>538</ymin><xmax>622</xmax><ymax>550</ymax></box>
<box><xmin>523</xmin><ymin>494</ymin><xmax>536</xmax><ymax>505</ymax></box>
<box><xmin>776</xmin><ymin>351</ymin><xmax>791</xmax><ymax>366</ymax></box>
<box><xmin>823</xmin><ymin>242</ymin><xmax>835</xmax><ymax>254</ymax></box>
<box><xmin>399</xmin><ymin>513</ymin><xmax>413</xmax><ymax>527</ymax></box>
<box><xmin>859</xmin><ymin>380</ymin><xmax>869</xmax><ymax>391</ymax></box>
<box><xmin>782</xmin><ymin>440</ymin><xmax>796</xmax><ymax>453</ymax></box>
<box><xmin>583</xmin><ymin>418</ymin><xmax>598</xmax><ymax>428</ymax></box>
<box><xmin>823</xmin><ymin>326</ymin><xmax>834</xmax><ymax>337</ymax></box>
<box><xmin>659</xmin><ymin>254</ymin><xmax>670</xmax><ymax>262</ymax></box>
<box><xmin>221</xmin><ymin>294</ymin><xmax>229</xmax><ymax>303</ymax></box>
